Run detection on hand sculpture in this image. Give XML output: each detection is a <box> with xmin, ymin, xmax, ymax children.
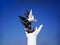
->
<box><xmin>25</xmin><ymin>25</ymin><xmax>43</xmax><ymax>45</ymax></box>
<box><xmin>18</xmin><ymin>9</ymin><xmax>43</xmax><ymax>45</ymax></box>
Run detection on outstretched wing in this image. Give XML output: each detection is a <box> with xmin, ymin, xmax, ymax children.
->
<box><xmin>21</xmin><ymin>21</ymin><xmax>32</xmax><ymax>29</ymax></box>
<box><xmin>28</xmin><ymin>9</ymin><xmax>32</xmax><ymax>18</ymax></box>
<box><xmin>18</xmin><ymin>16</ymin><xmax>31</xmax><ymax>25</ymax></box>
<box><xmin>18</xmin><ymin>16</ymin><xmax>26</xmax><ymax>21</ymax></box>
<box><xmin>21</xmin><ymin>21</ymin><xmax>28</xmax><ymax>28</ymax></box>
<box><xmin>28</xmin><ymin>9</ymin><xmax>34</xmax><ymax>21</ymax></box>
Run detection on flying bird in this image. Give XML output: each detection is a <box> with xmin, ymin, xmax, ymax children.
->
<box><xmin>18</xmin><ymin>9</ymin><xmax>36</xmax><ymax>33</ymax></box>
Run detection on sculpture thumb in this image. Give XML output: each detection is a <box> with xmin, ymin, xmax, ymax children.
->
<box><xmin>38</xmin><ymin>25</ymin><xmax>43</xmax><ymax>30</ymax></box>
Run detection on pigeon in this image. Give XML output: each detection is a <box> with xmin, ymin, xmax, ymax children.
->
<box><xmin>27</xmin><ymin>9</ymin><xmax>37</xmax><ymax>22</ymax></box>
<box><xmin>18</xmin><ymin>9</ymin><xmax>36</xmax><ymax>33</ymax></box>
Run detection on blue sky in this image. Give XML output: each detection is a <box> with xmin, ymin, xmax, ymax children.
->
<box><xmin>0</xmin><ymin>0</ymin><xmax>60</xmax><ymax>45</ymax></box>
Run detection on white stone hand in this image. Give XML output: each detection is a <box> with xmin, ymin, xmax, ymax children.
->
<box><xmin>25</xmin><ymin>25</ymin><xmax>43</xmax><ymax>45</ymax></box>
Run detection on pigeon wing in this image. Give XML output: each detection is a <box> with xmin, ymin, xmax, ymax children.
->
<box><xmin>28</xmin><ymin>9</ymin><xmax>32</xmax><ymax>18</ymax></box>
<box><xmin>21</xmin><ymin>21</ymin><xmax>28</xmax><ymax>28</ymax></box>
<box><xmin>21</xmin><ymin>21</ymin><xmax>32</xmax><ymax>30</ymax></box>
<box><xmin>28</xmin><ymin>9</ymin><xmax>34</xmax><ymax>20</ymax></box>
<box><xmin>18</xmin><ymin>16</ymin><xmax>26</xmax><ymax>21</ymax></box>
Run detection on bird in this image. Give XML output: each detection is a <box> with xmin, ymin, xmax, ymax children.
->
<box><xmin>18</xmin><ymin>9</ymin><xmax>37</xmax><ymax>33</ymax></box>
<box><xmin>19</xmin><ymin>9</ymin><xmax>37</xmax><ymax>23</ymax></box>
<box><xmin>27</xmin><ymin>9</ymin><xmax>37</xmax><ymax>22</ymax></box>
